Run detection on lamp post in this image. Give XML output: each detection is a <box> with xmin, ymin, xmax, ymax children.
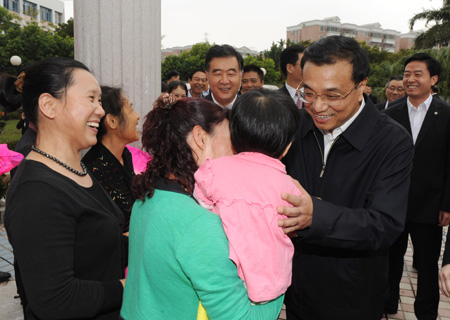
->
<box><xmin>10</xmin><ymin>55</ymin><xmax>22</xmax><ymax>76</ymax></box>
<box><xmin>10</xmin><ymin>55</ymin><xmax>22</xmax><ymax>67</ymax></box>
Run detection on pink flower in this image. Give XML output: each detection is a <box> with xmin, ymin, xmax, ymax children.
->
<box><xmin>126</xmin><ymin>145</ymin><xmax>152</xmax><ymax>174</ymax></box>
<box><xmin>0</xmin><ymin>144</ymin><xmax>24</xmax><ymax>175</ymax></box>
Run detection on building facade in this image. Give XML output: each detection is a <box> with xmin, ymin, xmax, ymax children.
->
<box><xmin>162</xmin><ymin>45</ymin><xmax>259</xmax><ymax>61</ymax></box>
<box><xmin>1</xmin><ymin>0</ymin><xmax>65</xmax><ymax>26</ymax></box>
<box><xmin>287</xmin><ymin>16</ymin><xmax>415</xmax><ymax>52</ymax></box>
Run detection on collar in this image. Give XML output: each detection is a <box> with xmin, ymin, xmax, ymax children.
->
<box><xmin>407</xmin><ymin>94</ymin><xmax>432</xmax><ymax>113</ymax></box>
<box><xmin>285</xmin><ymin>82</ymin><xmax>297</xmax><ymax>100</ymax></box>
<box><xmin>154</xmin><ymin>177</ymin><xmax>194</xmax><ymax>199</ymax></box>
<box><xmin>301</xmin><ymin>95</ymin><xmax>379</xmax><ymax>151</ymax></box>
<box><xmin>211</xmin><ymin>92</ymin><xmax>238</xmax><ymax>109</ymax></box>
<box><xmin>320</xmin><ymin>99</ymin><xmax>366</xmax><ymax>139</ymax></box>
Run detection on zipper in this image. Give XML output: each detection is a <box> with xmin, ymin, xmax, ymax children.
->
<box><xmin>313</xmin><ymin>131</ymin><xmax>340</xmax><ymax>178</ymax></box>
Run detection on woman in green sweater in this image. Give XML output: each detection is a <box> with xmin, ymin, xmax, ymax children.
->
<box><xmin>121</xmin><ymin>95</ymin><xmax>284</xmax><ymax>320</ymax></box>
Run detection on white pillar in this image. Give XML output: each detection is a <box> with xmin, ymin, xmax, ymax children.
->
<box><xmin>74</xmin><ymin>0</ymin><xmax>161</xmax><ymax>147</ymax></box>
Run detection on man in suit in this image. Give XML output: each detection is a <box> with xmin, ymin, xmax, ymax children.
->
<box><xmin>375</xmin><ymin>75</ymin><xmax>406</xmax><ymax>111</ymax></box>
<box><xmin>278</xmin><ymin>36</ymin><xmax>414</xmax><ymax>320</ymax></box>
<box><xmin>364</xmin><ymin>83</ymin><xmax>378</xmax><ymax>103</ymax></box>
<box><xmin>240</xmin><ymin>64</ymin><xmax>264</xmax><ymax>94</ymax></box>
<box><xmin>203</xmin><ymin>44</ymin><xmax>243</xmax><ymax>109</ymax></box>
<box><xmin>383</xmin><ymin>53</ymin><xmax>450</xmax><ymax>320</ymax></box>
<box><xmin>166</xmin><ymin>70</ymin><xmax>180</xmax><ymax>84</ymax></box>
<box><xmin>279</xmin><ymin>45</ymin><xmax>305</xmax><ymax>108</ymax></box>
<box><xmin>187</xmin><ymin>69</ymin><xmax>207</xmax><ymax>98</ymax></box>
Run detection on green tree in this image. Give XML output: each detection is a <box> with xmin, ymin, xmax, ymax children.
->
<box><xmin>243</xmin><ymin>55</ymin><xmax>280</xmax><ymax>84</ymax></box>
<box><xmin>410</xmin><ymin>0</ymin><xmax>450</xmax><ymax>48</ymax></box>
<box><xmin>262</xmin><ymin>39</ymin><xmax>286</xmax><ymax>72</ymax></box>
<box><xmin>161</xmin><ymin>42</ymin><xmax>212</xmax><ymax>81</ymax></box>
<box><xmin>57</xmin><ymin>17</ymin><xmax>74</xmax><ymax>39</ymax></box>
<box><xmin>0</xmin><ymin>21</ymin><xmax>74</xmax><ymax>70</ymax></box>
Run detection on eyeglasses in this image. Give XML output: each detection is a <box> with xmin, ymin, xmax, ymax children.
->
<box><xmin>387</xmin><ymin>86</ymin><xmax>405</xmax><ymax>92</ymax></box>
<box><xmin>298</xmin><ymin>83</ymin><xmax>361</xmax><ymax>107</ymax></box>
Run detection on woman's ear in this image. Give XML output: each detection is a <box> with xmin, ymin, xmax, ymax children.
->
<box><xmin>38</xmin><ymin>93</ymin><xmax>57</xmax><ymax>120</ymax></box>
<box><xmin>192</xmin><ymin>125</ymin><xmax>207</xmax><ymax>150</ymax></box>
<box><xmin>105</xmin><ymin>114</ymin><xmax>119</xmax><ymax>130</ymax></box>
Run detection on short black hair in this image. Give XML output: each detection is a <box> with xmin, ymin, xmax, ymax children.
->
<box><xmin>166</xmin><ymin>70</ymin><xmax>180</xmax><ymax>81</ymax></box>
<box><xmin>161</xmin><ymin>81</ymin><xmax>168</xmax><ymax>93</ymax></box>
<box><xmin>243</xmin><ymin>64</ymin><xmax>264</xmax><ymax>82</ymax></box>
<box><xmin>168</xmin><ymin>81</ymin><xmax>188</xmax><ymax>95</ymax></box>
<box><xmin>205</xmin><ymin>44</ymin><xmax>244</xmax><ymax>72</ymax></box>
<box><xmin>230</xmin><ymin>88</ymin><xmax>300</xmax><ymax>159</ymax></box>
<box><xmin>301</xmin><ymin>36</ymin><xmax>370</xmax><ymax>84</ymax></box>
<box><xmin>98</xmin><ymin>86</ymin><xmax>126</xmax><ymax>141</ymax></box>
<box><xmin>280</xmin><ymin>45</ymin><xmax>305</xmax><ymax>77</ymax></box>
<box><xmin>385</xmin><ymin>74</ymin><xmax>403</xmax><ymax>87</ymax></box>
<box><xmin>188</xmin><ymin>68</ymin><xmax>206</xmax><ymax>81</ymax></box>
<box><xmin>404</xmin><ymin>53</ymin><xmax>441</xmax><ymax>80</ymax></box>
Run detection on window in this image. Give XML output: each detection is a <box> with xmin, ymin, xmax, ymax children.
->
<box><xmin>320</xmin><ymin>26</ymin><xmax>324</xmax><ymax>32</ymax></box>
<box><xmin>40</xmin><ymin>6</ymin><xmax>52</xmax><ymax>22</ymax></box>
<box><xmin>23</xmin><ymin>1</ymin><xmax>38</xmax><ymax>17</ymax></box>
<box><xmin>55</xmin><ymin>11</ymin><xmax>63</xmax><ymax>24</ymax></box>
<box><xmin>4</xmin><ymin>0</ymin><xmax>19</xmax><ymax>13</ymax></box>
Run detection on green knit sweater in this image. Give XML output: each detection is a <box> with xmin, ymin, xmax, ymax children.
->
<box><xmin>121</xmin><ymin>182</ymin><xmax>283</xmax><ymax>320</ymax></box>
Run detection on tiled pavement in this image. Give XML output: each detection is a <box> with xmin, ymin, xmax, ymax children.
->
<box><xmin>0</xmin><ymin>208</ymin><xmax>449</xmax><ymax>320</ymax></box>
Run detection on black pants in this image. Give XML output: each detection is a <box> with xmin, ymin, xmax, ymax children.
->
<box><xmin>385</xmin><ymin>222</ymin><xmax>442</xmax><ymax>320</ymax></box>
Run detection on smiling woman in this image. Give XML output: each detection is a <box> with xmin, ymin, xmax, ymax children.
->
<box><xmin>83</xmin><ymin>86</ymin><xmax>141</xmax><ymax>233</ymax></box>
<box><xmin>1</xmin><ymin>58</ymin><xmax>126</xmax><ymax>320</ymax></box>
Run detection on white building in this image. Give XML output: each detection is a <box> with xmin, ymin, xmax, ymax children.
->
<box><xmin>1</xmin><ymin>0</ymin><xmax>65</xmax><ymax>26</ymax></box>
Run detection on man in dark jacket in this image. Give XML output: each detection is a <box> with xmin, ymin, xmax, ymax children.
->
<box><xmin>383</xmin><ymin>53</ymin><xmax>450</xmax><ymax>320</ymax></box>
<box><xmin>279</xmin><ymin>36</ymin><xmax>414</xmax><ymax>320</ymax></box>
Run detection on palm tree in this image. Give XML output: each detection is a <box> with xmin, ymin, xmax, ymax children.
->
<box><xmin>410</xmin><ymin>0</ymin><xmax>450</xmax><ymax>48</ymax></box>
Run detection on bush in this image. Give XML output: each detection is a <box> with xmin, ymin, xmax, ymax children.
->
<box><xmin>0</xmin><ymin>119</ymin><xmax>21</xmax><ymax>150</ymax></box>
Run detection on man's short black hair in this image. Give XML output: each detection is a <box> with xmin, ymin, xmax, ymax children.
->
<box><xmin>230</xmin><ymin>88</ymin><xmax>300</xmax><ymax>159</ymax></box>
<box><xmin>243</xmin><ymin>64</ymin><xmax>264</xmax><ymax>82</ymax></box>
<box><xmin>205</xmin><ymin>44</ymin><xmax>244</xmax><ymax>72</ymax></box>
<box><xmin>301</xmin><ymin>36</ymin><xmax>370</xmax><ymax>84</ymax></box>
<box><xmin>188</xmin><ymin>68</ymin><xmax>206</xmax><ymax>81</ymax></box>
<box><xmin>404</xmin><ymin>53</ymin><xmax>441</xmax><ymax>80</ymax></box>
<box><xmin>385</xmin><ymin>74</ymin><xmax>404</xmax><ymax>87</ymax></box>
<box><xmin>280</xmin><ymin>45</ymin><xmax>305</xmax><ymax>77</ymax></box>
<box><xmin>166</xmin><ymin>70</ymin><xmax>180</xmax><ymax>81</ymax></box>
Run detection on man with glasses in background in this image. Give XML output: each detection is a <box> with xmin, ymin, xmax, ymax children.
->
<box><xmin>376</xmin><ymin>75</ymin><xmax>406</xmax><ymax>111</ymax></box>
<box><xmin>278</xmin><ymin>36</ymin><xmax>414</xmax><ymax>320</ymax></box>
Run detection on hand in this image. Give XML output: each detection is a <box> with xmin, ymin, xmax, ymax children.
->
<box><xmin>439</xmin><ymin>211</ymin><xmax>450</xmax><ymax>227</ymax></box>
<box><xmin>120</xmin><ymin>278</ymin><xmax>126</xmax><ymax>288</ymax></box>
<box><xmin>277</xmin><ymin>178</ymin><xmax>313</xmax><ymax>234</ymax></box>
<box><xmin>440</xmin><ymin>264</ymin><xmax>450</xmax><ymax>297</ymax></box>
<box><xmin>123</xmin><ymin>232</ymin><xmax>129</xmax><ymax>237</ymax></box>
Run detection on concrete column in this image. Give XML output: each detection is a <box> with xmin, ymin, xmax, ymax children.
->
<box><xmin>74</xmin><ymin>0</ymin><xmax>161</xmax><ymax>147</ymax></box>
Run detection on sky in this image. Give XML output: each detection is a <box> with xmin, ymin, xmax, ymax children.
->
<box><xmin>63</xmin><ymin>0</ymin><xmax>444</xmax><ymax>52</ymax></box>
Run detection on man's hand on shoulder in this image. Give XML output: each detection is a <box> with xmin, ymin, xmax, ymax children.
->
<box><xmin>277</xmin><ymin>178</ymin><xmax>313</xmax><ymax>235</ymax></box>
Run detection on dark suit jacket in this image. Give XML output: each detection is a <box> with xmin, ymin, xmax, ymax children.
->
<box><xmin>283</xmin><ymin>97</ymin><xmax>414</xmax><ymax>319</ymax></box>
<box><xmin>203</xmin><ymin>91</ymin><xmax>213</xmax><ymax>102</ymax></box>
<box><xmin>278</xmin><ymin>84</ymin><xmax>291</xmax><ymax>98</ymax></box>
<box><xmin>375</xmin><ymin>101</ymin><xmax>388</xmax><ymax>111</ymax></box>
<box><xmin>383</xmin><ymin>96</ymin><xmax>450</xmax><ymax>225</ymax></box>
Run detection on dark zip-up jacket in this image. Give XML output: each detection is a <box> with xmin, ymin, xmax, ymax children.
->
<box><xmin>283</xmin><ymin>98</ymin><xmax>414</xmax><ymax>320</ymax></box>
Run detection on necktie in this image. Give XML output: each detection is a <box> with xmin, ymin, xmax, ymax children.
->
<box><xmin>295</xmin><ymin>92</ymin><xmax>303</xmax><ymax>109</ymax></box>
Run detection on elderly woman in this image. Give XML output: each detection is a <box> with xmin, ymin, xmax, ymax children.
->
<box><xmin>83</xmin><ymin>86</ymin><xmax>140</xmax><ymax>232</ymax></box>
<box><xmin>4</xmin><ymin>58</ymin><xmax>125</xmax><ymax>319</ymax></box>
<box><xmin>121</xmin><ymin>96</ymin><xmax>283</xmax><ymax>319</ymax></box>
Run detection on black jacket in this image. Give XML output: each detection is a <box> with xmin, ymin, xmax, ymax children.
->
<box><xmin>383</xmin><ymin>95</ymin><xmax>450</xmax><ymax>225</ymax></box>
<box><xmin>283</xmin><ymin>97</ymin><xmax>414</xmax><ymax>319</ymax></box>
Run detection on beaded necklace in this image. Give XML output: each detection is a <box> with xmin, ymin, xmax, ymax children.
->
<box><xmin>31</xmin><ymin>145</ymin><xmax>88</xmax><ymax>176</ymax></box>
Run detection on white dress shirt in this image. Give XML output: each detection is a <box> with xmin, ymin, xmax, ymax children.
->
<box><xmin>407</xmin><ymin>94</ymin><xmax>432</xmax><ymax>144</ymax></box>
<box><xmin>321</xmin><ymin>99</ymin><xmax>366</xmax><ymax>164</ymax></box>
